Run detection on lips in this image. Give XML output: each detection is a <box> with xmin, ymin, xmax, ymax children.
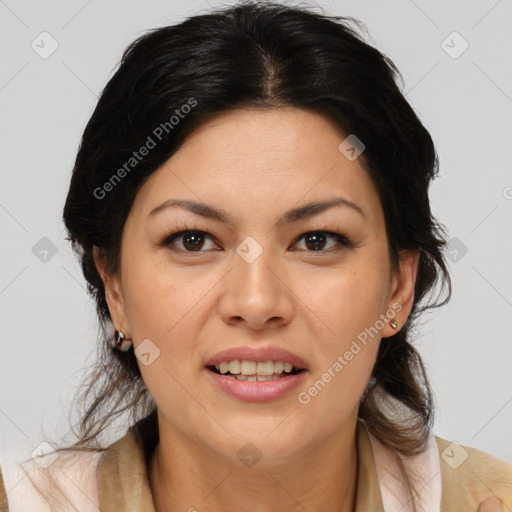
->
<box><xmin>206</xmin><ymin>369</ymin><xmax>307</xmax><ymax>402</ymax></box>
<box><xmin>204</xmin><ymin>346</ymin><xmax>308</xmax><ymax>402</ymax></box>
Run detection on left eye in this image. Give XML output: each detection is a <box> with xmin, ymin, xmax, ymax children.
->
<box><xmin>163</xmin><ymin>230</ymin><xmax>350</xmax><ymax>253</ymax></box>
<box><xmin>293</xmin><ymin>231</ymin><xmax>350</xmax><ymax>252</ymax></box>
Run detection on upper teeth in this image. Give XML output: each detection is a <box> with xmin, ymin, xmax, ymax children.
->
<box><xmin>215</xmin><ymin>360</ymin><xmax>295</xmax><ymax>376</ymax></box>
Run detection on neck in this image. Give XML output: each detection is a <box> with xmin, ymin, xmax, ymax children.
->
<box><xmin>149</xmin><ymin>417</ymin><xmax>359</xmax><ymax>512</ymax></box>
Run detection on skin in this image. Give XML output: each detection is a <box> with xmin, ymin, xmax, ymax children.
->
<box><xmin>477</xmin><ymin>497</ymin><xmax>502</xmax><ymax>512</ymax></box>
<box><xmin>94</xmin><ymin>107</ymin><xmax>421</xmax><ymax>512</ymax></box>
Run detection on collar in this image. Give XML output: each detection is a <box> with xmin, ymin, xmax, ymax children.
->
<box><xmin>97</xmin><ymin>416</ymin><xmax>384</xmax><ymax>511</ymax></box>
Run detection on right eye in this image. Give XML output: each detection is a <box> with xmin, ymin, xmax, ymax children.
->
<box><xmin>162</xmin><ymin>229</ymin><xmax>219</xmax><ymax>253</ymax></box>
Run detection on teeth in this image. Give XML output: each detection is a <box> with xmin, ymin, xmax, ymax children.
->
<box><xmin>228</xmin><ymin>360</ymin><xmax>240</xmax><ymax>374</ymax></box>
<box><xmin>257</xmin><ymin>361</ymin><xmax>274</xmax><ymax>375</ymax></box>
<box><xmin>213</xmin><ymin>359</ymin><xmax>300</xmax><ymax>376</ymax></box>
<box><xmin>240</xmin><ymin>360</ymin><xmax>257</xmax><ymax>375</ymax></box>
<box><xmin>235</xmin><ymin>374</ymin><xmax>282</xmax><ymax>381</ymax></box>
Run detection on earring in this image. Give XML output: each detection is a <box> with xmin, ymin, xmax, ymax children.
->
<box><xmin>114</xmin><ymin>330</ymin><xmax>133</xmax><ymax>352</ymax></box>
<box><xmin>389</xmin><ymin>318</ymin><xmax>398</xmax><ymax>330</ymax></box>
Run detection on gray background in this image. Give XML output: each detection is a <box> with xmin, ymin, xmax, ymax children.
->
<box><xmin>1</xmin><ymin>0</ymin><xmax>511</xmax><ymax>484</ymax></box>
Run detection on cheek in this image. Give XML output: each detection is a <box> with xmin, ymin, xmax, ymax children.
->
<box><xmin>296</xmin><ymin>316</ymin><xmax>381</xmax><ymax>439</ymax></box>
<box><xmin>292</xmin><ymin>264</ymin><xmax>387</xmax><ymax>421</ymax></box>
<box><xmin>121</xmin><ymin>253</ymin><xmax>219</xmax><ymax>396</ymax></box>
<box><xmin>121</xmin><ymin>250</ymin><xmax>209</xmax><ymax>341</ymax></box>
<box><xmin>296</xmin><ymin>262</ymin><xmax>390</xmax><ymax>343</ymax></box>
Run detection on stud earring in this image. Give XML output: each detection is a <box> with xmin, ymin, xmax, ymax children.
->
<box><xmin>389</xmin><ymin>318</ymin><xmax>398</xmax><ymax>330</ymax></box>
<box><xmin>113</xmin><ymin>330</ymin><xmax>133</xmax><ymax>352</ymax></box>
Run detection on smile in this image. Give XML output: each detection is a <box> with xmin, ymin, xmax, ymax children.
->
<box><xmin>205</xmin><ymin>363</ymin><xmax>307</xmax><ymax>402</ymax></box>
<box><xmin>208</xmin><ymin>359</ymin><xmax>304</xmax><ymax>381</ymax></box>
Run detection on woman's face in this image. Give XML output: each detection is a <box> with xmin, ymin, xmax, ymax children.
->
<box><xmin>97</xmin><ymin>107</ymin><xmax>418</xmax><ymax>464</ymax></box>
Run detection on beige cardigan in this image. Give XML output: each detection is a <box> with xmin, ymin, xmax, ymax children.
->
<box><xmin>2</xmin><ymin>419</ymin><xmax>512</xmax><ymax>511</ymax></box>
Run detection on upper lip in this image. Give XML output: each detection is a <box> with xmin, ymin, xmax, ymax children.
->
<box><xmin>205</xmin><ymin>346</ymin><xmax>308</xmax><ymax>369</ymax></box>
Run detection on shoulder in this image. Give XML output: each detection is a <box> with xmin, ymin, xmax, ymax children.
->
<box><xmin>1</xmin><ymin>449</ymin><xmax>102</xmax><ymax>512</ymax></box>
<box><xmin>435</xmin><ymin>435</ymin><xmax>512</xmax><ymax>511</ymax></box>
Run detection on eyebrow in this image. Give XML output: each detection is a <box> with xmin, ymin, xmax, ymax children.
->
<box><xmin>148</xmin><ymin>197</ymin><xmax>365</xmax><ymax>225</ymax></box>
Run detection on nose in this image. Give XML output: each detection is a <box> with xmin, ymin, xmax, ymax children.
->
<box><xmin>218</xmin><ymin>247</ymin><xmax>295</xmax><ymax>331</ymax></box>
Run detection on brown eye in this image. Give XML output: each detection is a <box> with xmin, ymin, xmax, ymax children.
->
<box><xmin>293</xmin><ymin>231</ymin><xmax>350</xmax><ymax>252</ymax></box>
<box><xmin>164</xmin><ymin>230</ymin><xmax>217</xmax><ymax>252</ymax></box>
<box><xmin>181</xmin><ymin>232</ymin><xmax>206</xmax><ymax>251</ymax></box>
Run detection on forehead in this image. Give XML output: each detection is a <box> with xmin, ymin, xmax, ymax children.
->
<box><xmin>130</xmin><ymin>107</ymin><xmax>383</xmax><ymax>225</ymax></box>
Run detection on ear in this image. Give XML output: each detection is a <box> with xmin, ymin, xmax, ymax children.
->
<box><xmin>93</xmin><ymin>246</ymin><xmax>129</xmax><ymax>334</ymax></box>
<box><xmin>380</xmin><ymin>249</ymin><xmax>420</xmax><ymax>338</ymax></box>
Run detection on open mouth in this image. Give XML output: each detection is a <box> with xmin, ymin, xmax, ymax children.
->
<box><xmin>206</xmin><ymin>362</ymin><xmax>306</xmax><ymax>381</ymax></box>
<box><xmin>205</xmin><ymin>357</ymin><xmax>308</xmax><ymax>401</ymax></box>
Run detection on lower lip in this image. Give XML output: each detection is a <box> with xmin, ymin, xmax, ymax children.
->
<box><xmin>205</xmin><ymin>368</ymin><xmax>307</xmax><ymax>402</ymax></box>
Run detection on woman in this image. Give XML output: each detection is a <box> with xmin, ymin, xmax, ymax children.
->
<box><xmin>2</xmin><ymin>1</ymin><xmax>511</xmax><ymax>511</ymax></box>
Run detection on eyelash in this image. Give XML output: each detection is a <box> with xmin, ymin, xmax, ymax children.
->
<box><xmin>160</xmin><ymin>222</ymin><xmax>352</xmax><ymax>255</ymax></box>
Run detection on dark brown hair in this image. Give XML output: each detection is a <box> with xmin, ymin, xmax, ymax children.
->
<box><xmin>27</xmin><ymin>1</ymin><xmax>452</xmax><ymax>508</ymax></box>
